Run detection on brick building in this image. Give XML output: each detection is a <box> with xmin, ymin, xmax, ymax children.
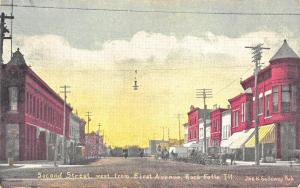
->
<box><xmin>0</xmin><ymin>49</ymin><xmax>72</xmax><ymax>161</ymax></box>
<box><xmin>227</xmin><ymin>40</ymin><xmax>300</xmax><ymax>160</ymax></box>
<box><xmin>210</xmin><ymin>107</ymin><xmax>227</xmax><ymax>147</ymax></box>
<box><xmin>187</xmin><ymin>105</ymin><xmax>210</xmax><ymax>142</ymax></box>
<box><xmin>79</xmin><ymin>118</ymin><xmax>86</xmax><ymax>146</ymax></box>
<box><xmin>85</xmin><ymin>132</ymin><xmax>105</xmax><ymax>159</ymax></box>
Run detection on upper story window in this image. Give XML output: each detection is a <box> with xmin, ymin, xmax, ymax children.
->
<box><xmin>241</xmin><ymin>103</ymin><xmax>245</xmax><ymax>122</ymax></box>
<box><xmin>265</xmin><ymin>94</ymin><xmax>270</xmax><ymax>117</ymax></box>
<box><xmin>272</xmin><ymin>86</ymin><xmax>278</xmax><ymax>113</ymax></box>
<box><xmin>291</xmin><ymin>85</ymin><xmax>297</xmax><ymax>112</ymax></box>
<box><xmin>258</xmin><ymin>95</ymin><xmax>263</xmax><ymax>115</ymax></box>
<box><xmin>37</xmin><ymin>99</ymin><xmax>40</xmax><ymax>118</ymax></box>
<box><xmin>26</xmin><ymin>92</ymin><xmax>29</xmax><ymax>113</ymax></box>
<box><xmin>29</xmin><ymin>94</ymin><xmax>32</xmax><ymax>114</ymax></box>
<box><xmin>281</xmin><ymin>85</ymin><xmax>290</xmax><ymax>113</ymax></box>
<box><xmin>33</xmin><ymin>96</ymin><xmax>36</xmax><ymax>115</ymax></box>
<box><xmin>245</xmin><ymin>101</ymin><xmax>251</xmax><ymax>122</ymax></box>
<box><xmin>232</xmin><ymin>110</ymin><xmax>238</xmax><ymax>128</ymax></box>
<box><xmin>9</xmin><ymin>87</ymin><xmax>18</xmax><ymax>111</ymax></box>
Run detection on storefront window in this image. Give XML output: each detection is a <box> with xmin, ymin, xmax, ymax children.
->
<box><xmin>281</xmin><ymin>85</ymin><xmax>290</xmax><ymax>112</ymax></box>
<box><xmin>9</xmin><ymin>87</ymin><xmax>18</xmax><ymax>111</ymax></box>
<box><xmin>272</xmin><ymin>87</ymin><xmax>278</xmax><ymax>113</ymax></box>
<box><xmin>291</xmin><ymin>85</ymin><xmax>297</xmax><ymax>112</ymax></box>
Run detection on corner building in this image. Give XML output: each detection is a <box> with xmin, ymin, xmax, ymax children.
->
<box><xmin>0</xmin><ymin>50</ymin><xmax>72</xmax><ymax>161</ymax></box>
<box><xmin>228</xmin><ymin>40</ymin><xmax>300</xmax><ymax>160</ymax></box>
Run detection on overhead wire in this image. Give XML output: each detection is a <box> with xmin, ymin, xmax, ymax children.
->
<box><xmin>1</xmin><ymin>4</ymin><xmax>300</xmax><ymax>16</ymax></box>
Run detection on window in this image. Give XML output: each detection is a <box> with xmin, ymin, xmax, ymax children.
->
<box><xmin>8</xmin><ymin>87</ymin><xmax>18</xmax><ymax>111</ymax></box>
<box><xmin>291</xmin><ymin>85</ymin><xmax>297</xmax><ymax>112</ymax></box>
<box><xmin>40</xmin><ymin>102</ymin><xmax>43</xmax><ymax>120</ymax></box>
<box><xmin>241</xmin><ymin>103</ymin><xmax>245</xmax><ymax>122</ymax></box>
<box><xmin>222</xmin><ymin>124</ymin><xmax>227</xmax><ymax>140</ymax></box>
<box><xmin>44</xmin><ymin>105</ymin><xmax>47</xmax><ymax>121</ymax></box>
<box><xmin>258</xmin><ymin>96</ymin><xmax>263</xmax><ymax>115</ymax></box>
<box><xmin>245</xmin><ymin>101</ymin><xmax>251</xmax><ymax>122</ymax></box>
<box><xmin>33</xmin><ymin>96</ymin><xmax>36</xmax><ymax>116</ymax></box>
<box><xmin>37</xmin><ymin>99</ymin><xmax>39</xmax><ymax>118</ymax></box>
<box><xmin>235</xmin><ymin>111</ymin><xmax>238</xmax><ymax>127</ymax></box>
<box><xmin>200</xmin><ymin>128</ymin><xmax>203</xmax><ymax>138</ymax></box>
<box><xmin>29</xmin><ymin>94</ymin><xmax>32</xmax><ymax>114</ymax></box>
<box><xmin>272</xmin><ymin>87</ymin><xmax>278</xmax><ymax>113</ymax></box>
<box><xmin>233</xmin><ymin>111</ymin><xmax>239</xmax><ymax>128</ymax></box>
<box><xmin>26</xmin><ymin>92</ymin><xmax>29</xmax><ymax>113</ymax></box>
<box><xmin>265</xmin><ymin>94</ymin><xmax>270</xmax><ymax>117</ymax></box>
<box><xmin>281</xmin><ymin>85</ymin><xmax>290</xmax><ymax>112</ymax></box>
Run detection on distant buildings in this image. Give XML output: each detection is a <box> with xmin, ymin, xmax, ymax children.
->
<box><xmin>220</xmin><ymin>109</ymin><xmax>231</xmax><ymax>152</ymax></box>
<box><xmin>210</xmin><ymin>107</ymin><xmax>227</xmax><ymax>147</ymax></box>
<box><xmin>199</xmin><ymin>118</ymin><xmax>211</xmax><ymax>152</ymax></box>
<box><xmin>85</xmin><ymin>131</ymin><xmax>105</xmax><ymax>159</ymax></box>
<box><xmin>187</xmin><ymin>105</ymin><xmax>211</xmax><ymax>143</ymax></box>
<box><xmin>69</xmin><ymin>112</ymin><xmax>86</xmax><ymax>163</ymax></box>
<box><xmin>147</xmin><ymin>140</ymin><xmax>169</xmax><ymax>155</ymax></box>
<box><xmin>183</xmin><ymin>123</ymin><xmax>189</xmax><ymax>144</ymax></box>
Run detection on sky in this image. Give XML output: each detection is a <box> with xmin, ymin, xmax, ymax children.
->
<box><xmin>1</xmin><ymin>0</ymin><xmax>300</xmax><ymax>147</ymax></box>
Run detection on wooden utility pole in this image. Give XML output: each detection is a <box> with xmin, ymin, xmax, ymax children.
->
<box><xmin>98</xmin><ymin>123</ymin><xmax>102</xmax><ymax>135</ymax></box>
<box><xmin>86</xmin><ymin>111</ymin><xmax>92</xmax><ymax>133</ymax></box>
<box><xmin>196</xmin><ymin>89</ymin><xmax>212</xmax><ymax>153</ymax></box>
<box><xmin>60</xmin><ymin>85</ymin><xmax>71</xmax><ymax>164</ymax></box>
<box><xmin>177</xmin><ymin>114</ymin><xmax>182</xmax><ymax>144</ymax></box>
<box><xmin>245</xmin><ymin>44</ymin><xmax>269</xmax><ymax>165</ymax></box>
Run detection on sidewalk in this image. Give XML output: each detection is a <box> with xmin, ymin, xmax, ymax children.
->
<box><xmin>0</xmin><ymin>160</ymin><xmax>85</xmax><ymax>169</ymax></box>
<box><xmin>227</xmin><ymin>159</ymin><xmax>300</xmax><ymax>166</ymax></box>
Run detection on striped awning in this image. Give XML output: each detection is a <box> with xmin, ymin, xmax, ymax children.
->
<box><xmin>229</xmin><ymin>128</ymin><xmax>255</xmax><ymax>149</ymax></box>
<box><xmin>245</xmin><ymin>124</ymin><xmax>275</xmax><ymax>148</ymax></box>
<box><xmin>221</xmin><ymin>131</ymin><xmax>245</xmax><ymax>148</ymax></box>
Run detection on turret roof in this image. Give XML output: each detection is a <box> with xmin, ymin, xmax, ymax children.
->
<box><xmin>270</xmin><ymin>40</ymin><xmax>300</xmax><ymax>62</ymax></box>
<box><xmin>8</xmin><ymin>48</ymin><xmax>26</xmax><ymax>65</ymax></box>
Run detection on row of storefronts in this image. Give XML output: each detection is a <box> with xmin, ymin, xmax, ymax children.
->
<box><xmin>185</xmin><ymin>40</ymin><xmax>300</xmax><ymax>161</ymax></box>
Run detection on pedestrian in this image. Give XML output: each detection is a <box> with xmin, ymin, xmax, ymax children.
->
<box><xmin>230</xmin><ymin>151</ymin><xmax>236</xmax><ymax>165</ymax></box>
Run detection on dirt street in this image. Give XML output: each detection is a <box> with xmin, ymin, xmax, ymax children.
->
<box><xmin>0</xmin><ymin>157</ymin><xmax>299</xmax><ymax>187</ymax></box>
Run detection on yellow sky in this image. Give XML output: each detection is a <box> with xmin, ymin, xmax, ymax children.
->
<box><xmin>30</xmin><ymin>60</ymin><xmax>251</xmax><ymax>148</ymax></box>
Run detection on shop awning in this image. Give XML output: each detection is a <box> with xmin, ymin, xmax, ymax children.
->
<box><xmin>220</xmin><ymin>139</ymin><xmax>230</xmax><ymax>148</ymax></box>
<box><xmin>245</xmin><ymin>124</ymin><xmax>275</xmax><ymax>148</ymax></box>
<box><xmin>183</xmin><ymin>141</ymin><xmax>197</xmax><ymax>148</ymax></box>
<box><xmin>229</xmin><ymin>128</ymin><xmax>255</xmax><ymax>149</ymax></box>
<box><xmin>221</xmin><ymin>131</ymin><xmax>246</xmax><ymax>148</ymax></box>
